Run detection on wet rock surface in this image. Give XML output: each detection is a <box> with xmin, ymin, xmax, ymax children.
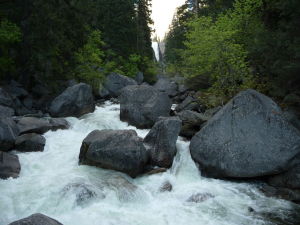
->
<box><xmin>0</xmin><ymin>151</ymin><xmax>21</xmax><ymax>179</ymax></box>
<box><xmin>103</xmin><ymin>72</ymin><xmax>137</xmax><ymax>97</ymax></box>
<box><xmin>190</xmin><ymin>89</ymin><xmax>300</xmax><ymax>178</ymax></box>
<box><xmin>159</xmin><ymin>181</ymin><xmax>173</xmax><ymax>192</ymax></box>
<box><xmin>8</xmin><ymin>213</ymin><xmax>63</xmax><ymax>225</ymax></box>
<box><xmin>144</xmin><ymin>117</ymin><xmax>181</xmax><ymax>168</ymax></box>
<box><xmin>154</xmin><ymin>78</ymin><xmax>178</xmax><ymax>97</ymax></box>
<box><xmin>49</xmin><ymin>83</ymin><xmax>95</xmax><ymax>118</ymax></box>
<box><xmin>62</xmin><ymin>183</ymin><xmax>101</xmax><ymax>206</ymax></box>
<box><xmin>176</xmin><ymin>110</ymin><xmax>207</xmax><ymax>138</ymax></box>
<box><xmin>0</xmin><ymin>117</ymin><xmax>19</xmax><ymax>152</ymax></box>
<box><xmin>186</xmin><ymin>193</ymin><xmax>215</xmax><ymax>203</ymax></box>
<box><xmin>120</xmin><ymin>85</ymin><xmax>172</xmax><ymax>128</ymax></box>
<box><xmin>79</xmin><ymin>129</ymin><xmax>148</xmax><ymax>177</ymax></box>
<box><xmin>15</xmin><ymin>133</ymin><xmax>46</xmax><ymax>152</ymax></box>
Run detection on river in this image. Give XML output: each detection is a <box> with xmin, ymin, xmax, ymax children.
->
<box><xmin>0</xmin><ymin>101</ymin><xmax>299</xmax><ymax>225</ymax></box>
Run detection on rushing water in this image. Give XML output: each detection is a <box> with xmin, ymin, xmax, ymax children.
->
<box><xmin>152</xmin><ymin>42</ymin><xmax>160</xmax><ymax>61</ymax></box>
<box><xmin>1</xmin><ymin>102</ymin><xmax>299</xmax><ymax>225</ymax></box>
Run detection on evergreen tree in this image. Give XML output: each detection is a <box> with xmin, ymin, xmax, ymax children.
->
<box><xmin>136</xmin><ymin>0</ymin><xmax>154</xmax><ymax>59</ymax></box>
<box><xmin>0</xmin><ymin>0</ymin><xmax>156</xmax><ymax>89</ymax></box>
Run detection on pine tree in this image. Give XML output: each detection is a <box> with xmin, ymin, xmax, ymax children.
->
<box><xmin>136</xmin><ymin>0</ymin><xmax>153</xmax><ymax>59</ymax></box>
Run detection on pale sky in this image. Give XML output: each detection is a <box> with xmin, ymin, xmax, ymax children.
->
<box><xmin>151</xmin><ymin>0</ymin><xmax>186</xmax><ymax>40</ymax></box>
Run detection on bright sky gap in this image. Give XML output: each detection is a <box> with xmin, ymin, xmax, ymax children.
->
<box><xmin>151</xmin><ymin>0</ymin><xmax>186</xmax><ymax>39</ymax></box>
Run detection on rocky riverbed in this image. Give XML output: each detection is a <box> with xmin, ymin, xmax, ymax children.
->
<box><xmin>1</xmin><ymin>73</ymin><xmax>300</xmax><ymax>225</ymax></box>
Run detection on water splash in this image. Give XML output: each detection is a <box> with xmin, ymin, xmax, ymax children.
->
<box><xmin>152</xmin><ymin>42</ymin><xmax>160</xmax><ymax>62</ymax></box>
<box><xmin>0</xmin><ymin>101</ymin><xmax>299</xmax><ymax>225</ymax></box>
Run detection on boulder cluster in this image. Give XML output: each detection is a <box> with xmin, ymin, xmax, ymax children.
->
<box><xmin>3</xmin><ymin>72</ymin><xmax>300</xmax><ymax>224</ymax></box>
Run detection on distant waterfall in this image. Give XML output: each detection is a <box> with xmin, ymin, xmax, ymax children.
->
<box><xmin>152</xmin><ymin>42</ymin><xmax>160</xmax><ymax>61</ymax></box>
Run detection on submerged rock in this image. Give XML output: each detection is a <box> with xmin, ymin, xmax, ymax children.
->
<box><xmin>79</xmin><ymin>129</ymin><xmax>148</xmax><ymax>178</ymax></box>
<box><xmin>186</xmin><ymin>193</ymin><xmax>215</xmax><ymax>203</ymax></box>
<box><xmin>0</xmin><ymin>105</ymin><xmax>14</xmax><ymax>118</ymax></box>
<box><xmin>0</xmin><ymin>151</ymin><xmax>21</xmax><ymax>179</ymax></box>
<box><xmin>260</xmin><ymin>184</ymin><xmax>300</xmax><ymax>204</ymax></box>
<box><xmin>15</xmin><ymin>133</ymin><xmax>46</xmax><ymax>152</ymax></box>
<box><xmin>49</xmin><ymin>83</ymin><xmax>95</xmax><ymax>117</ymax></box>
<box><xmin>8</xmin><ymin>213</ymin><xmax>63</xmax><ymax>225</ymax></box>
<box><xmin>62</xmin><ymin>183</ymin><xmax>101</xmax><ymax>206</ymax></box>
<box><xmin>0</xmin><ymin>117</ymin><xmax>19</xmax><ymax>151</ymax></box>
<box><xmin>120</xmin><ymin>85</ymin><xmax>172</xmax><ymax>128</ymax></box>
<box><xmin>190</xmin><ymin>89</ymin><xmax>300</xmax><ymax>178</ymax></box>
<box><xmin>106</xmin><ymin>175</ymin><xmax>140</xmax><ymax>202</ymax></box>
<box><xmin>159</xmin><ymin>181</ymin><xmax>173</xmax><ymax>192</ymax></box>
<box><xmin>103</xmin><ymin>72</ymin><xmax>137</xmax><ymax>97</ymax></box>
<box><xmin>144</xmin><ymin>117</ymin><xmax>181</xmax><ymax>168</ymax></box>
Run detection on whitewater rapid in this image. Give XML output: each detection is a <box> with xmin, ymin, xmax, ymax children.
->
<box><xmin>152</xmin><ymin>42</ymin><xmax>160</xmax><ymax>61</ymax></box>
<box><xmin>0</xmin><ymin>102</ymin><xmax>299</xmax><ymax>225</ymax></box>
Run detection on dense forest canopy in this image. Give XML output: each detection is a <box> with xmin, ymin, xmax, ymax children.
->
<box><xmin>164</xmin><ymin>0</ymin><xmax>300</xmax><ymax>106</ymax></box>
<box><xmin>0</xmin><ymin>0</ymin><xmax>155</xmax><ymax>92</ymax></box>
<box><xmin>1</xmin><ymin>0</ymin><xmax>300</xmax><ymax>107</ymax></box>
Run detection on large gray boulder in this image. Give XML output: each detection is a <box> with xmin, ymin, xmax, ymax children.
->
<box><xmin>135</xmin><ymin>72</ymin><xmax>144</xmax><ymax>85</ymax></box>
<box><xmin>175</xmin><ymin>96</ymin><xmax>200</xmax><ymax>112</ymax></box>
<box><xmin>49</xmin><ymin>118</ymin><xmax>70</xmax><ymax>131</ymax></box>
<box><xmin>15</xmin><ymin>133</ymin><xmax>46</xmax><ymax>152</ymax></box>
<box><xmin>8</xmin><ymin>213</ymin><xmax>63</xmax><ymax>225</ymax></box>
<box><xmin>120</xmin><ymin>85</ymin><xmax>172</xmax><ymax>128</ymax></box>
<box><xmin>176</xmin><ymin>110</ymin><xmax>207</xmax><ymax>138</ymax></box>
<box><xmin>154</xmin><ymin>78</ymin><xmax>178</xmax><ymax>97</ymax></box>
<box><xmin>49</xmin><ymin>83</ymin><xmax>95</xmax><ymax>117</ymax></box>
<box><xmin>190</xmin><ymin>89</ymin><xmax>300</xmax><ymax>178</ymax></box>
<box><xmin>17</xmin><ymin>117</ymin><xmax>52</xmax><ymax>134</ymax></box>
<box><xmin>0</xmin><ymin>118</ymin><xmax>19</xmax><ymax>151</ymax></box>
<box><xmin>284</xmin><ymin>109</ymin><xmax>300</xmax><ymax>131</ymax></box>
<box><xmin>79</xmin><ymin>130</ymin><xmax>148</xmax><ymax>178</ymax></box>
<box><xmin>4</xmin><ymin>80</ymin><xmax>28</xmax><ymax>99</ymax></box>
<box><xmin>0</xmin><ymin>151</ymin><xmax>21</xmax><ymax>179</ymax></box>
<box><xmin>268</xmin><ymin>164</ymin><xmax>300</xmax><ymax>189</ymax></box>
<box><xmin>103</xmin><ymin>72</ymin><xmax>137</xmax><ymax>97</ymax></box>
<box><xmin>0</xmin><ymin>88</ymin><xmax>14</xmax><ymax>107</ymax></box>
<box><xmin>144</xmin><ymin>117</ymin><xmax>181</xmax><ymax>168</ymax></box>
<box><xmin>0</xmin><ymin>105</ymin><xmax>14</xmax><ymax>118</ymax></box>
<box><xmin>17</xmin><ymin>117</ymin><xmax>69</xmax><ymax>135</ymax></box>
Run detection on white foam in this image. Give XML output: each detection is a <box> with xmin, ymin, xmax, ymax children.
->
<box><xmin>0</xmin><ymin>101</ymin><xmax>297</xmax><ymax>225</ymax></box>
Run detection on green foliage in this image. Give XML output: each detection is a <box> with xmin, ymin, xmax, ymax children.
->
<box><xmin>74</xmin><ymin>30</ymin><xmax>105</xmax><ymax>90</ymax></box>
<box><xmin>182</xmin><ymin>15</ymin><xmax>253</xmax><ymax>98</ymax></box>
<box><xmin>122</xmin><ymin>54</ymin><xmax>142</xmax><ymax>78</ymax></box>
<box><xmin>165</xmin><ymin>3</ymin><xmax>193</xmax><ymax>66</ymax></box>
<box><xmin>0</xmin><ymin>20</ymin><xmax>21</xmax><ymax>78</ymax></box>
<box><xmin>0</xmin><ymin>20</ymin><xmax>21</xmax><ymax>43</ymax></box>
<box><xmin>102</xmin><ymin>54</ymin><xmax>157</xmax><ymax>83</ymax></box>
<box><xmin>136</xmin><ymin>0</ymin><xmax>154</xmax><ymax>59</ymax></box>
<box><xmin>141</xmin><ymin>57</ymin><xmax>158</xmax><ymax>84</ymax></box>
<box><xmin>166</xmin><ymin>0</ymin><xmax>300</xmax><ymax>105</ymax></box>
<box><xmin>0</xmin><ymin>0</ymin><xmax>156</xmax><ymax>89</ymax></box>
